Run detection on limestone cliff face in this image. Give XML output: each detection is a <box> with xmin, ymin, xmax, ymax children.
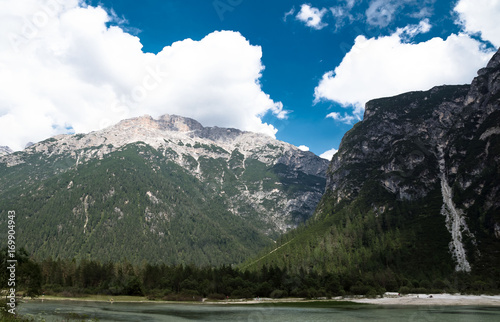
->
<box><xmin>324</xmin><ymin>48</ymin><xmax>500</xmax><ymax>272</ymax></box>
<box><xmin>7</xmin><ymin>114</ymin><xmax>327</xmax><ymax>176</ymax></box>
<box><xmin>1</xmin><ymin>114</ymin><xmax>328</xmax><ymax>233</ymax></box>
<box><xmin>329</xmin><ymin>84</ymin><xmax>470</xmax><ymax>202</ymax></box>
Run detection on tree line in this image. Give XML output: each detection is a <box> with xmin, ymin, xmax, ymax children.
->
<box><xmin>2</xmin><ymin>248</ymin><xmax>499</xmax><ymax>304</ymax></box>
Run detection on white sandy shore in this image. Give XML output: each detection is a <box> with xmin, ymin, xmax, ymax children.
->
<box><xmin>349</xmin><ymin>293</ymin><xmax>500</xmax><ymax>306</ymax></box>
<box><xmin>34</xmin><ymin>293</ymin><xmax>500</xmax><ymax>306</ymax></box>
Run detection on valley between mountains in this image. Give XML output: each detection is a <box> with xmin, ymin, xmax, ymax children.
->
<box><xmin>1</xmin><ymin>48</ymin><xmax>499</xmax><ymax>296</ymax></box>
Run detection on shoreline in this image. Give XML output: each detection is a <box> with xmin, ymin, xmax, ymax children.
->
<box><xmin>27</xmin><ymin>293</ymin><xmax>500</xmax><ymax>306</ymax></box>
<box><xmin>349</xmin><ymin>293</ymin><xmax>500</xmax><ymax>306</ymax></box>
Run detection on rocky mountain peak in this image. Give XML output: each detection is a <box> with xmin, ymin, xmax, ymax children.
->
<box><xmin>324</xmin><ymin>47</ymin><xmax>500</xmax><ymax>273</ymax></box>
<box><xmin>116</xmin><ymin>114</ymin><xmax>248</xmax><ymax>144</ymax></box>
<box><xmin>240</xmin><ymin>48</ymin><xmax>500</xmax><ymax>285</ymax></box>
<box><xmin>114</xmin><ymin>114</ymin><xmax>204</xmax><ymax>133</ymax></box>
<box><xmin>158</xmin><ymin>114</ymin><xmax>205</xmax><ymax>132</ymax></box>
<box><xmin>0</xmin><ymin>113</ymin><xmax>329</xmax><ymax>265</ymax></box>
<box><xmin>331</xmin><ymin>48</ymin><xmax>500</xmax><ymax>203</ymax></box>
<box><xmin>0</xmin><ymin>146</ymin><xmax>12</xmax><ymax>157</ymax></box>
<box><xmin>486</xmin><ymin>49</ymin><xmax>500</xmax><ymax>70</ymax></box>
<box><xmin>1</xmin><ymin>113</ymin><xmax>327</xmax><ymax>179</ymax></box>
<box><xmin>467</xmin><ymin>49</ymin><xmax>500</xmax><ymax>111</ymax></box>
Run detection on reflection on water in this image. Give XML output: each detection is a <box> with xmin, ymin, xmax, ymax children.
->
<box><xmin>19</xmin><ymin>300</ymin><xmax>500</xmax><ymax>322</ymax></box>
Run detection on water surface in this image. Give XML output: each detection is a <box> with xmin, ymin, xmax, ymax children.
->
<box><xmin>19</xmin><ymin>300</ymin><xmax>500</xmax><ymax>321</ymax></box>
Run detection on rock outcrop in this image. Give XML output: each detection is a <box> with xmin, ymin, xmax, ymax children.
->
<box><xmin>325</xmin><ymin>48</ymin><xmax>500</xmax><ymax>272</ymax></box>
<box><xmin>0</xmin><ymin>146</ymin><xmax>12</xmax><ymax>157</ymax></box>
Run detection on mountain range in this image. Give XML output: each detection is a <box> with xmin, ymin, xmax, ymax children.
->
<box><xmin>1</xmin><ymin>47</ymin><xmax>499</xmax><ymax>292</ymax></box>
<box><xmin>0</xmin><ymin>115</ymin><xmax>328</xmax><ymax>265</ymax></box>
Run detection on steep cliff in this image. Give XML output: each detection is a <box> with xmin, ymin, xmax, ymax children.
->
<box><xmin>245</xmin><ymin>49</ymin><xmax>500</xmax><ymax>291</ymax></box>
<box><xmin>324</xmin><ymin>49</ymin><xmax>500</xmax><ymax>273</ymax></box>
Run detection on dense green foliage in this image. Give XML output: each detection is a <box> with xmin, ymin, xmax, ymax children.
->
<box><xmin>0</xmin><ymin>248</ymin><xmax>41</xmax><ymax>322</ymax></box>
<box><xmin>3</xmin><ymin>250</ymin><xmax>498</xmax><ymax>306</ymax></box>
<box><xmin>0</xmin><ymin>144</ymin><xmax>270</xmax><ymax>265</ymax></box>
<box><xmin>0</xmin><ymin>248</ymin><xmax>42</xmax><ymax>298</ymax></box>
<box><xmin>0</xmin><ymin>141</ymin><xmax>325</xmax><ymax>266</ymax></box>
<box><xmin>241</xmin><ymin>184</ymin><xmax>499</xmax><ymax>296</ymax></box>
<box><xmin>243</xmin><ymin>187</ymin><xmax>479</xmax><ymax>287</ymax></box>
<box><xmin>37</xmin><ymin>258</ymin><xmax>378</xmax><ymax>299</ymax></box>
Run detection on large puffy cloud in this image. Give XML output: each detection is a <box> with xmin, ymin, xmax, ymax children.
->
<box><xmin>454</xmin><ymin>0</ymin><xmax>500</xmax><ymax>48</ymax></box>
<box><xmin>314</xmin><ymin>21</ymin><xmax>494</xmax><ymax>119</ymax></box>
<box><xmin>0</xmin><ymin>0</ymin><xmax>286</xmax><ymax>151</ymax></box>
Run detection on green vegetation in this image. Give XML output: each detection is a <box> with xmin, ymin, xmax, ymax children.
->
<box><xmin>240</xmin><ymin>81</ymin><xmax>500</xmax><ymax>296</ymax></box>
<box><xmin>2</xmin><ymin>74</ymin><xmax>499</xmax><ymax>302</ymax></box>
<box><xmin>4</xmin><ymin>249</ymin><xmax>381</xmax><ymax>300</ymax></box>
<box><xmin>3</xmin><ymin>248</ymin><xmax>498</xmax><ymax>308</ymax></box>
<box><xmin>0</xmin><ymin>141</ymin><xmax>325</xmax><ymax>266</ymax></box>
<box><xmin>0</xmin><ymin>248</ymin><xmax>42</xmax><ymax>298</ymax></box>
<box><xmin>73</xmin><ymin>134</ymin><xmax>85</xmax><ymax>140</ymax></box>
<box><xmin>193</xmin><ymin>142</ymin><xmax>229</xmax><ymax>154</ymax></box>
<box><xmin>0</xmin><ymin>248</ymin><xmax>41</xmax><ymax>321</ymax></box>
<box><xmin>0</xmin><ymin>144</ymin><xmax>275</xmax><ymax>265</ymax></box>
<box><xmin>0</xmin><ymin>253</ymin><xmax>400</xmax><ymax>301</ymax></box>
<box><xmin>240</xmin><ymin>185</ymin><xmax>497</xmax><ymax>295</ymax></box>
<box><xmin>0</xmin><ymin>301</ymin><xmax>35</xmax><ymax>322</ymax></box>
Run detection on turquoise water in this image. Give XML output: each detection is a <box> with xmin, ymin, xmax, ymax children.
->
<box><xmin>18</xmin><ymin>300</ymin><xmax>500</xmax><ymax>321</ymax></box>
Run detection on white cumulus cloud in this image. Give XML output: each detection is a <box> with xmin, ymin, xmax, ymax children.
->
<box><xmin>297</xmin><ymin>145</ymin><xmax>310</xmax><ymax>152</ymax></box>
<box><xmin>399</xmin><ymin>19</ymin><xmax>431</xmax><ymax>40</ymax></box>
<box><xmin>314</xmin><ymin>21</ymin><xmax>494</xmax><ymax>119</ymax></box>
<box><xmin>454</xmin><ymin>0</ymin><xmax>500</xmax><ymax>48</ymax></box>
<box><xmin>296</xmin><ymin>4</ymin><xmax>328</xmax><ymax>30</ymax></box>
<box><xmin>320</xmin><ymin>148</ymin><xmax>338</xmax><ymax>161</ymax></box>
<box><xmin>0</xmin><ymin>0</ymin><xmax>286</xmax><ymax>151</ymax></box>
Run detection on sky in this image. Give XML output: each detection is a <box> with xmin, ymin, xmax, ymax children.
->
<box><xmin>0</xmin><ymin>0</ymin><xmax>499</xmax><ymax>160</ymax></box>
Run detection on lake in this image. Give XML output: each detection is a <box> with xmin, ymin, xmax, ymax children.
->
<box><xmin>18</xmin><ymin>300</ymin><xmax>500</xmax><ymax>321</ymax></box>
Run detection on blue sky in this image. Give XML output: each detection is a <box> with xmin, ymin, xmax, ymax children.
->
<box><xmin>0</xmin><ymin>0</ymin><xmax>499</xmax><ymax>158</ymax></box>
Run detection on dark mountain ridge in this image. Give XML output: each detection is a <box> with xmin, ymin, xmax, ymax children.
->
<box><xmin>244</xmin><ymin>49</ymin><xmax>500</xmax><ymax>292</ymax></box>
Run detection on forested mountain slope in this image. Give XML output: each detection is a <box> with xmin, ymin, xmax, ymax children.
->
<box><xmin>244</xmin><ymin>49</ymin><xmax>500</xmax><ymax>292</ymax></box>
<box><xmin>0</xmin><ymin>115</ymin><xmax>328</xmax><ymax>265</ymax></box>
